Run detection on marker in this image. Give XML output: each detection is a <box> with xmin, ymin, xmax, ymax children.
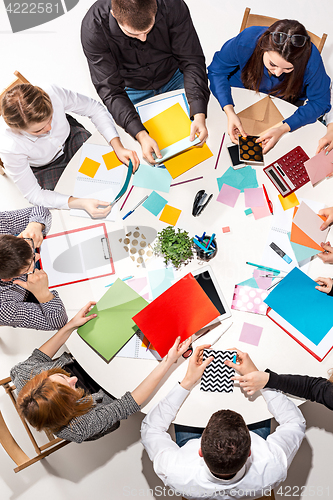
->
<box><xmin>205</xmin><ymin>233</ymin><xmax>216</xmax><ymax>249</ymax></box>
<box><xmin>122</xmin><ymin>195</ymin><xmax>148</xmax><ymax>220</ymax></box>
<box><xmin>269</xmin><ymin>242</ymin><xmax>292</xmax><ymax>264</ymax></box>
<box><xmin>233</xmin><ymin>354</ymin><xmax>237</xmax><ymax>364</ymax></box>
<box><xmin>246</xmin><ymin>262</ymin><xmax>281</xmax><ymax>275</ymax></box>
<box><xmin>262</xmin><ymin>184</ymin><xmax>273</xmax><ymax>215</ymax></box>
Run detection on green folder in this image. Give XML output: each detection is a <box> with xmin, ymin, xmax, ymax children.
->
<box><xmin>77</xmin><ymin>279</ymin><xmax>149</xmax><ymax>362</ymax></box>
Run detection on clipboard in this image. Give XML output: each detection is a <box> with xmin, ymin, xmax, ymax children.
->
<box><xmin>39</xmin><ymin>223</ymin><xmax>115</xmax><ymax>288</ymax></box>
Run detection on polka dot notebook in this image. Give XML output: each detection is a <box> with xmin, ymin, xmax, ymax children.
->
<box><xmin>239</xmin><ymin>135</ymin><xmax>263</xmax><ymax>164</ymax></box>
<box><xmin>231</xmin><ymin>285</ymin><xmax>268</xmax><ymax>316</ymax></box>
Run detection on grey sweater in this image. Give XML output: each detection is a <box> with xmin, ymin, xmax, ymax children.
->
<box><xmin>11</xmin><ymin>349</ymin><xmax>140</xmax><ymax>443</ymax></box>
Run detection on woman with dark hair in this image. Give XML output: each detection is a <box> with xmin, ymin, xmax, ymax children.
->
<box><xmin>0</xmin><ymin>83</ymin><xmax>140</xmax><ymax>217</ymax></box>
<box><xmin>208</xmin><ymin>20</ymin><xmax>331</xmax><ymax>154</ymax></box>
<box><xmin>11</xmin><ymin>302</ymin><xmax>192</xmax><ymax>443</ymax></box>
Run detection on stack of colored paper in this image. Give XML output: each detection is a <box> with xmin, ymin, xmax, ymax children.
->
<box><xmin>217</xmin><ymin>166</ymin><xmax>258</xmax><ymax>193</ymax></box>
<box><xmin>289</xmin><ymin>202</ymin><xmax>328</xmax><ymax>263</ymax></box>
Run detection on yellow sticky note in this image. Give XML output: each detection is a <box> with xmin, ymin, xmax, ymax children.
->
<box><xmin>102</xmin><ymin>151</ymin><xmax>122</xmax><ymax>170</ymax></box>
<box><xmin>159</xmin><ymin>205</ymin><xmax>182</xmax><ymax>226</ymax></box>
<box><xmin>143</xmin><ymin>103</ymin><xmax>191</xmax><ymax>150</ymax></box>
<box><xmin>78</xmin><ymin>157</ymin><xmax>100</xmax><ymax>178</ymax></box>
<box><xmin>278</xmin><ymin>192</ymin><xmax>299</xmax><ymax>211</ymax></box>
<box><xmin>164</xmin><ymin>143</ymin><xmax>213</xmax><ymax>179</ymax></box>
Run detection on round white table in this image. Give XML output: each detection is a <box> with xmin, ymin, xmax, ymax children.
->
<box><xmin>4</xmin><ymin>87</ymin><xmax>331</xmax><ymax>426</ymax></box>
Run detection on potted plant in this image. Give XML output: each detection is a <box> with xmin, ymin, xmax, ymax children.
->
<box><xmin>154</xmin><ymin>226</ymin><xmax>194</xmax><ymax>269</ymax></box>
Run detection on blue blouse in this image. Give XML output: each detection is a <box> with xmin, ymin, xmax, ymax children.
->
<box><xmin>208</xmin><ymin>26</ymin><xmax>331</xmax><ymax>132</ymax></box>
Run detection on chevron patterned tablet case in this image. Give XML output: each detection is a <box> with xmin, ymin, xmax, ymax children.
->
<box><xmin>200</xmin><ymin>350</ymin><xmax>236</xmax><ymax>393</ymax></box>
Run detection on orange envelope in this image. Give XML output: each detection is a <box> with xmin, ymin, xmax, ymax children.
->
<box><xmin>237</xmin><ymin>96</ymin><xmax>284</xmax><ymax>136</ymax></box>
<box><xmin>290</xmin><ymin>202</ymin><xmax>328</xmax><ymax>251</ymax></box>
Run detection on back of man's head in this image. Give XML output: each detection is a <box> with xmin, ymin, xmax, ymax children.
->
<box><xmin>201</xmin><ymin>409</ymin><xmax>251</xmax><ymax>476</ymax></box>
<box><xmin>112</xmin><ymin>0</ymin><xmax>157</xmax><ymax>32</ymax></box>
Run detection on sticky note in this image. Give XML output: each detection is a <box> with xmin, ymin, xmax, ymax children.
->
<box><xmin>278</xmin><ymin>192</ymin><xmax>299</xmax><ymax>211</ymax></box>
<box><xmin>222</xmin><ymin>226</ymin><xmax>230</xmax><ymax>233</ymax></box>
<box><xmin>133</xmin><ymin>164</ymin><xmax>172</xmax><ymax>193</ymax></box>
<box><xmin>217</xmin><ymin>184</ymin><xmax>241</xmax><ymax>207</ymax></box>
<box><xmin>143</xmin><ymin>191</ymin><xmax>168</xmax><ymax>216</ymax></box>
<box><xmin>244</xmin><ymin>208</ymin><xmax>252</xmax><ymax>215</ymax></box>
<box><xmin>78</xmin><ymin>157</ymin><xmax>100</xmax><ymax>178</ymax></box>
<box><xmin>159</xmin><ymin>205</ymin><xmax>181</xmax><ymax>226</ymax></box>
<box><xmin>102</xmin><ymin>151</ymin><xmax>122</xmax><ymax>170</ymax></box>
<box><xmin>239</xmin><ymin>322</ymin><xmax>263</xmax><ymax>346</ymax></box>
<box><xmin>244</xmin><ymin>187</ymin><xmax>265</xmax><ymax>208</ymax></box>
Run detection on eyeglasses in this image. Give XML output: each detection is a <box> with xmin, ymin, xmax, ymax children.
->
<box><xmin>270</xmin><ymin>31</ymin><xmax>309</xmax><ymax>48</ymax></box>
<box><xmin>22</xmin><ymin>238</ymin><xmax>37</xmax><ymax>276</ymax></box>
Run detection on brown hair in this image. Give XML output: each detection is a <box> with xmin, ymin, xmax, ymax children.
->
<box><xmin>1</xmin><ymin>84</ymin><xmax>53</xmax><ymax>130</ymax></box>
<box><xmin>112</xmin><ymin>0</ymin><xmax>157</xmax><ymax>31</ymax></box>
<box><xmin>17</xmin><ymin>368</ymin><xmax>94</xmax><ymax>434</ymax></box>
<box><xmin>241</xmin><ymin>19</ymin><xmax>311</xmax><ymax>102</ymax></box>
<box><xmin>0</xmin><ymin>235</ymin><xmax>33</xmax><ymax>279</ymax></box>
<box><xmin>201</xmin><ymin>409</ymin><xmax>251</xmax><ymax>476</ymax></box>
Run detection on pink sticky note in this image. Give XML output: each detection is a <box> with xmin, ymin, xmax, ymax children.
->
<box><xmin>239</xmin><ymin>322</ymin><xmax>263</xmax><ymax>346</ymax></box>
<box><xmin>253</xmin><ymin>269</ymin><xmax>273</xmax><ymax>290</ymax></box>
<box><xmin>244</xmin><ymin>187</ymin><xmax>265</xmax><ymax>208</ymax></box>
<box><xmin>251</xmin><ymin>194</ymin><xmax>271</xmax><ymax>220</ymax></box>
<box><xmin>217</xmin><ymin>184</ymin><xmax>241</xmax><ymax>208</ymax></box>
<box><xmin>222</xmin><ymin>226</ymin><xmax>230</xmax><ymax>233</ymax></box>
<box><xmin>127</xmin><ymin>277</ymin><xmax>148</xmax><ymax>294</ymax></box>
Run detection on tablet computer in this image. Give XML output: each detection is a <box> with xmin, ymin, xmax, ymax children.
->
<box><xmin>192</xmin><ymin>265</ymin><xmax>231</xmax><ymax>326</ymax></box>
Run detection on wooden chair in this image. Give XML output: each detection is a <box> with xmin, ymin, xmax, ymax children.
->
<box><xmin>240</xmin><ymin>7</ymin><xmax>327</xmax><ymax>53</ymax></box>
<box><xmin>0</xmin><ymin>71</ymin><xmax>30</xmax><ymax>176</ymax></box>
<box><xmin>0</xmin><ymin>376</ymin><xmax>69</xmax><ymax>473</ymax></box>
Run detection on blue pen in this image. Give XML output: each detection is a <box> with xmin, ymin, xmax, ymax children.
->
<box><xmin>122</xmin><ymin>195</ymin><xmax>148</xmax><ymax>220</ymax></box>
<box><xmin>193</xmin><ymin>238</ymin><xmax>210</xmax><ymax>252</ymax></box>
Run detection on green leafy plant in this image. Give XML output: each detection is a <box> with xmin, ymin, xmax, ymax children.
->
<box><xmin>154</xmin><ymin>226</ymin><xmax>194</xmax><ymax>269</ymax></box>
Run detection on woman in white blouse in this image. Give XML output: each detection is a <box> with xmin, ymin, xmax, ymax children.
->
<box><xmin>0</xmin><ymin>83</ymin><xmax>139</xmax><ymax>218</ymax></box>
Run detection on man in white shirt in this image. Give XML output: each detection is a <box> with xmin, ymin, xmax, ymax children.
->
<box><xmin>141</xmin><ymin>346</ymin><xmax>306</xmax><ymax>500</ymax></box>
<box><xmin>0</xmin><ymin>83</ymin><xmax>139</xmax><ymax>217</ymax></box>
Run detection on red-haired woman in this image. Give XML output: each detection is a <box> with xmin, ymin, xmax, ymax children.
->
<box><xmin>11</xmin><ymin>302</ymin><xmax>191</xmax><ymax>443</ymax></box>
<box><xmin>208</xmin><ymin>20</ymin><xmax>331</xmax><ymax>154</ymax></box>
<box><xmin>0</xmin><ymin>83</ymin><xmax>139</xmax><ymax>218</ymax></box>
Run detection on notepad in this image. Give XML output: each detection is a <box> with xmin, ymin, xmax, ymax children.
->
<box><xmin>77</xmin><ymin>279</ymin><xmax>149</xmax><ymax>362</ymax></box>
<box><xmin>132</xmin><ymin>273</ymin><xmax>220</xmax><ymax>357</ymax></box>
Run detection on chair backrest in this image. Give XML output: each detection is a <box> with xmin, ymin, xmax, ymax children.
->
<box><xmin>240</xmin><ymin>7</ymin><xmax>327</xmax><ymax>53</ymax></box>
<box><xmin>0</xmin><ymin>71</ymin><xmax>30</xmax><ymax>175</ymax></box>
<box><xmin>0</xmin><ymin>376</ymin><xmax>69</xmax><ymax>473</ymax></box>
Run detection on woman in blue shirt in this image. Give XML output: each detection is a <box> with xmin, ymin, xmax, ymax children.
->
<box><xmin>208</xmin><ymin>19</ymin><xmax>331</xmax><ymax>154</ymax></box>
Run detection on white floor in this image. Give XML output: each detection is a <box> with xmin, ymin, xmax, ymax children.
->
<box><xmin>1</xmin><ymin>0</ymin><xmax>333</xmax><ymax>498</ymax></box>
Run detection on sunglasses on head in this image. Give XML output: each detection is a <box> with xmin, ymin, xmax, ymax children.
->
<box><xmin>270</xmin><ymin>31</ymin><xmax>309</xmax><ymax>47</ymax></box>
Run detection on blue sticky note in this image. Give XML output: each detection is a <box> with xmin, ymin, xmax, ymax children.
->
<box><xmin>148</xmin><ymin>268</ymin><xmax>174</xmax><ymax>300</ymax></box>
<box><xmin>133</xmin><ymin>164</ymin><xmax>172</xmax><ymax>193</ymax></box>
<box><xmin>264</xmin><ymin>267</ymin><xmax>332</xmax><ymax>345</ymax></box>
<box><xmin>217</xmin><ymin>166</ymin><xmax>258</xmax><ymax>193</ymax></box>
<box><xmin>142</xmin><ymin>191</ymin><xmax>168</xmax><ymax>216</ymax></box>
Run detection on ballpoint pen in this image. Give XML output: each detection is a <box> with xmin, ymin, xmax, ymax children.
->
<box><xmin>262</xmin><ymin>183</ymin><xmax>273</xmax><ymax>215</ymax></box>
<box><xmin>122</xmin><ymin>195</ymin><xmax>148</xmax><ymax>220</ymax></box>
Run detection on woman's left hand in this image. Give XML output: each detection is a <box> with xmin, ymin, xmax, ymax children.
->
<box><xmin>68</xmin><ymin>301</ymin><xmax>97</xmax><ymax>330</ymax></box>
<box><xmin>165</xmin><ymin>336</ymin><xmax>193</xmax><ymax>364</ymax></box>
<box><xmin>257</xmin><ymin>123</ymin><xmax>290</xmax><ymax>154</ymax></box>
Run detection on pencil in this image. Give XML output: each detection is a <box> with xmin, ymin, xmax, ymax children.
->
<box><xmin>170</xmin><ymin>176</ymin><xmax>203</xmax><ymax>187</ymax></box>
<box><xmin>120</xmin><ymin>185</ymin><xmax>133</xmax><ymax>211</ymax></box>
<box><xmin>214</xmin><ymin>132</ymin><xmax>225</xmax><ymax>170</ymax></box>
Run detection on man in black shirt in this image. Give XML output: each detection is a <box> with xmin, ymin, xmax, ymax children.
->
<box><xmin>81</xmin><ymin>0</ymin><xmax>210</xmax><ymax>163</ymax></box>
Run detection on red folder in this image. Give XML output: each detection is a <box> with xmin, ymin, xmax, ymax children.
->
<box><xmin>132</xmin><ymin>273</ymin><xmax>220</xmax><ymax>357</ymax></box>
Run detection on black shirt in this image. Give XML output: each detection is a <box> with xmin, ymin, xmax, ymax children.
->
<box><xmin>81</xmin><ymin>0</ymin><xmax>210</xmax><ymax>138</ymax></box>
<box><xmin>265</xmin><ymin>369</ymin><xmax>333</xmax><ymax>411</ymax></box>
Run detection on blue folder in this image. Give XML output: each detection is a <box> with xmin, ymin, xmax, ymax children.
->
<box><xmin>264</xmin><ymin>267</ymin><xmax>332</xmax><ymax>346</ymax></box>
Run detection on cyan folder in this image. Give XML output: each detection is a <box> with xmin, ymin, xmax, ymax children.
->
<box><xmin>264</xmin><ymin>267</ymin><xmax>332</xmax><ymax>346</ymax></box>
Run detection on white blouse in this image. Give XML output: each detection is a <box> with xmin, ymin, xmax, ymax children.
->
<box><xmin>0</xmin><ymin>83</ymin><xmax>119</xmax><ymax>209</ymax></box>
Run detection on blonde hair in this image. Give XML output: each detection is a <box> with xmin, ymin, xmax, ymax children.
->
<box><xmin>1</xmin><ymin>84</ymin><xmax>53</xmax><ymax>130</ymax></box>
<box><xmin>17</xmin><ymin>368</ymin><xmax>94</xmax><ymax>433</ymax></box>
